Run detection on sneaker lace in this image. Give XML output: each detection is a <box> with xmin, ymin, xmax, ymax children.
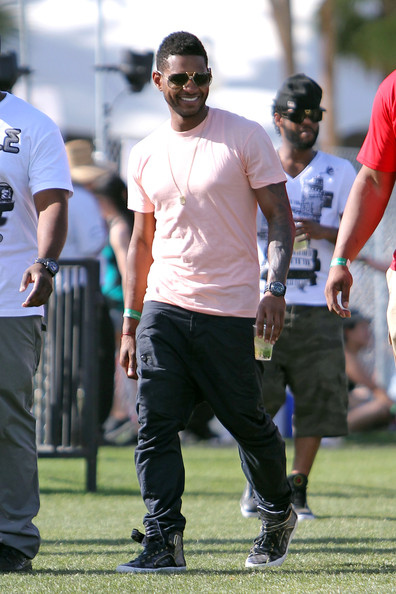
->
<box><xmin>254</xmin><ymin>512</ymin><xmax>291</xmax><ymax>550</ymax></box>
<box><xmin>130</xmin><ymin>522</ymin><xmax>167</xmax><ymax>562</ymax></box>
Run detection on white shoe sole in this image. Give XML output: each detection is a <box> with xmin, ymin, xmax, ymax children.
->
<box><xmin>297</xmin><ymin>511</ymin><xmax>315</xmax><ymax>521</ymax></box>
<box><xmin>116</xmin><ymin>564</ymin><xmax>186</xmax><ymax>573</ymax></box>
<box><xmin>240</xmin><ymin>505</ymin><xmax>259</xmax><ymax>519</ymax></box>
<box><xmin>244</xmin><ymin>513</ymin><xmax>298</xmax><ymax>569</ymax></box>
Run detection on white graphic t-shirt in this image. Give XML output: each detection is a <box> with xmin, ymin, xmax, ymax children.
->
<box><xmin>0</xmin><ymin>92</ymin><xmax>72</xmax><ymax>316</ymax></box>
<box><xmin>257</xmin><ymin>151</ymin><xmax>356</xmax><ymax>306</ymax></box>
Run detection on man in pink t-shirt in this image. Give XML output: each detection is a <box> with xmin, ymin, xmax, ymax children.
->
<box><xmin>325</xmin><ymin>70</ymin><xmax>396</xmax><ymax>359</ymax></box>
<box><xmin>117</xmin><ymin>32</ymin><xmax>297</xmax><ymax>573</ymax></box>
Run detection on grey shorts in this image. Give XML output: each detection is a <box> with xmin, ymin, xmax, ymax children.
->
<box><xmin>257</xmin><ymin>306</ymin><xmax>348</xmax><ymax>438</ymax></box>
<box><xmin>0</xmin><ymin>315</ymin><xmax>42</xmax><ymax>558</ymax></box>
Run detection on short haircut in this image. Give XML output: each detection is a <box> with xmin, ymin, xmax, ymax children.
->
<box><xmin>156</xmin><ymin>31</ymin><xmax>208</xmax><ymax>71</ymax></box>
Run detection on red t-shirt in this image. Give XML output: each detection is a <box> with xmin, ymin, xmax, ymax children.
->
<box><xmin>358</xmin><ymin>71</ymin><xmax>396</xmax><ymax>269</ymax></box>
<box><xmin>358</xmin><ymin>70</ymin><xmax>396</xmax><ymax>172</ymax></box>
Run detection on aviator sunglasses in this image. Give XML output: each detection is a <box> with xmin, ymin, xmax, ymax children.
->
<box><xmin>280</xmin><ymin>108</ymin><xmax>323</xmax><ymax>124</ymax></box>
<box><xmin>158</xmin><ymin>69</ymin><xmax>212</xmax><ymax>89</ymax></box>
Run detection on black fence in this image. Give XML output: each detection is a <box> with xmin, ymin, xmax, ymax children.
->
<box><xmin>33</xmin><ymin>259</ymin><xmax>102</xmax><ymax>492</ymax></box>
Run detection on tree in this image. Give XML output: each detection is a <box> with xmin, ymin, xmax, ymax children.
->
<box><xmin>268</xmin><ymin>1</ymin><xmax>396</xmax><ymax>148</ymax></box>
<box><xmin>267</xmin><ymin>0</ymin><xmax>295</xmax><ymax>76</ymax></box>
<box><xmin>268</xmin><ymin>0</ymin><xmax>338</xmax><ymax>149</ymax></box>
<box><xmin>317</xmin><ymin>0</ymin><xmax>337</xmax><ymax>149</ymax></box>
<box><xmin>334</xmin><ymin>0</ymin><xmax>396</xmax><ymax>77</ymax></box>
<box><xmin>0</xmin><ymin>3</ymin><xmax>17</xmax><ymax>45</ymax></box>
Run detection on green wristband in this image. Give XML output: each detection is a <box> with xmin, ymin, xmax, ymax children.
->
<box><xmin>123</xmin><ymin>308</ymin><xmax>142</xmax><ymax>321</ymax></box>
<box><xmin>330</xmin><ymin>257</ymin><xmax>349</xmax><ymax>268</ymax></box>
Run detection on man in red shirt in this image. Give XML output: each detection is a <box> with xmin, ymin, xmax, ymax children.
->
<box><xmin>325</xmin><ymin>70</ymin><xmax>396</xmax><ymax>360</ymax></box>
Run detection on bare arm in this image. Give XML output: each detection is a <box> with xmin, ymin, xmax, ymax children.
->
<box><xmin>108</xmin><ymin>216</ymin><xmax>133</xmax><ymax>294</ymax></box>
<box><xmin>119</xmin><ymin>211</ymin><xmax>155</xmax><ymax>378</ymax></box>
<box><xmin>345</xmin><ymin>350</ymin><xmax>393</xmax><ymax>405</ymax></box>
<box><xmin>325</xmin><ymin>166</ymin><xmax>396</xmax><ymax>317</ymax></box>
<box><xmin>255</xmin><ymin>181</ymin><xmax>294</xmax><ymax>343</ymax></box>
<box><xmin>356</xmin><ymin>254</ymin><xmax>389</xmax><ymax>273</ymax></box>
<box><xmin>20</xmin><ymin>188</ymin><xmax>68</xmax><ymax>307</ymax></box>
<box><xmin>345</xmin><ymin>350</ymin><xmax>378</xmax><ymax>392</ymax></box>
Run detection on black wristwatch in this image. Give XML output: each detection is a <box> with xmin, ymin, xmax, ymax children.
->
<box><xmin>35</xmin><ymin>257</ymin><xmax>59</xmax><ymax>277</ymax></box>
<box><xmin>264</xmin><ymin>281</ymin><xmax>286</xmax><ymax>297</ymax></box>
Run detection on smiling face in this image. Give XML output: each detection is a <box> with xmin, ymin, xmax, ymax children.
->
<box><xmin>153</xmin><ymin>54</ymin><xmax>210</xmax><ymax>131</ymax></box>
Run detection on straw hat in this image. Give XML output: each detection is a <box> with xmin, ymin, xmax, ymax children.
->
<box><xmin>65</xmin><ymin>139</ymin><xmax>111</xmax><ymax>185</ymax></box>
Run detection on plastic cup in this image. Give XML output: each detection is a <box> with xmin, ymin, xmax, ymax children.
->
<box><xmin>253</xmin><ymin>325</ymin><xmax>273</xmax><ymax>360</ymax></box>
<box><xmin>293</xmin><ymin>236</ymin><xmax>308</xmax><ymax>251</ymax></box>
<box><xmin>294</xmin><ymin>222</ymin><xmax>308</xmax><ymax>251</ymax></box>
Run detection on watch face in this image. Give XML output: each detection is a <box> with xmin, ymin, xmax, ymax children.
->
<box><xmin>271</xmin><ymin>282</ymin><xmax>286</xmax><ymax>296</ymax></box>
<box><xmin>47</xmin><ymin>260</ymin><xmax>59</xmax><ymax>275</ymax></box>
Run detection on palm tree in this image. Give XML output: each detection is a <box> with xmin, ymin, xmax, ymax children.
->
<box><xmin>267</xmin><ymin>0</ymin><xmax>295</xmax><ymax>76</ymax></box>
<box><xmin>0</xmin><ymin>3</ymin><xmax>17</xmax><ymax>46</ymax></box>
<box><xmin>335</xmin><ymin>0</ymin><xmax>396</xmax><ymax>77</ymax></box>
<box><xmin>268</xmin><ymin>0</ymin><xmax>395</xmax><ymax>149</ymax></box>
<box><xmin>268</xmin><ymin>0</ymin><xmax>337</xmax><ymax>149</ymax></box>
<box><xmin>318</xmin><ymin>0</ymin><xmax>337</xmax><ymax>150</ymax></box>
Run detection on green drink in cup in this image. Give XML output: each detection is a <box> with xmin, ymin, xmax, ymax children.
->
<box><xmin>253</xmin><ymin>325</ymin><xmax>273</xmax><ymax>360</ymax></box>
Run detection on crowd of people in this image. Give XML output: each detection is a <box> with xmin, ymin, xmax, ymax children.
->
<box><xmin>0</xmin><ymin>29</ymin><xmax>395</xmax><ymax>575</ymax></box>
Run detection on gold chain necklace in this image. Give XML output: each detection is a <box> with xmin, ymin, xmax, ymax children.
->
<box><xmin>168</xmin><ymin>116</ymin><xmax>208</xmax><ymax>206</ymax></box>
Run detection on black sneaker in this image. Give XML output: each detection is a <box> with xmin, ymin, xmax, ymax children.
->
<box><xmin>116</xmin><ymin>523</ymin><xmax>186</xmax><ymax>573</ymax></box>
<box><xmin>0</xmin><ymin>545</ymin><xmax>32</xmax><ymax>573</ymax></box>
<box><xmin>245</xmin><ymin>505</ymin><xmax>297</xmax><ymax>569</ymax></box>
<box><xmin>288</xmin><ymin>473</ymin><xmax>316</xmax><ymax>521</ymax></box>
<box><xmin>240</xmin><ymin>482</ymin><xmax>259</xmax><ymax>518</ymax></box>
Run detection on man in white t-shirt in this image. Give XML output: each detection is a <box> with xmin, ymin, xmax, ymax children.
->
<box><xmin>117</xmin><ymin>31</ymin><xmax>297</xmax><ymax>574</ymax></box>
<box><xmin>0</xmin><ymin>90</ymin><xmax>72</xmax><ymax>572</ymax></box>
<box><xmin>240</xmin><ymin>74</ymin><xmax>356</xmax><ymax>522</ymax></box>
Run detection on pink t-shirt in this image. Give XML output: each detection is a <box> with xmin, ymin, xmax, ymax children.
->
<box><xmin>358</xmin><ymin>70</ymin><xmax>396</xmax><ymax>173</ymax></box>
<box><xmin>127</xmin><ymin>107</ymin><xmax>286</xmax><ymax>317</ymax></box>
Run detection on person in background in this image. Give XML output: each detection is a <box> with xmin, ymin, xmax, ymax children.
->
<box><xmin>325</xmin><ymin>70</ymin><xmax>396</xmax><ymax>364</ymax></box>
<box><xmin>63</xmin><ymin>140</ymin><xmax>108</xmax><ymax>262</ymax></box>
<box><xmin>117</xmin><ymin>31</ymin><xmax>297</xmax><ymax>573</ymax></box>
<box><xmin>90</xmin><ymin>170</ymin><xmax>139</xmax><ymax>445</ymax></box>
<box><xmin>64</xmin><ymin>139</ymin><xmax>114</xmax><ymax>429</ymax></box>
<box><xmin>240</xmin><ymin>74</ymin><xmax>356</xmax><ymax>522</ymax></box>
<box><xmin>0</xmin><ymin>89</ymin><xmax>72</xmax><ymax>572</ymax></box>
<box><xmin>343</xmin><ymin>311</ymin><xmax>396</xmax><ymax>432</ymax></box>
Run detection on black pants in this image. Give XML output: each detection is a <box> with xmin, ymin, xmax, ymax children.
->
<box><xmin>135</xmin><ymin>301</ymin><xmax>291</xmax><ymax>534</ymax></box>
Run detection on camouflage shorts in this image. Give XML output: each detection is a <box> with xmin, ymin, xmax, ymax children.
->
<box><xmin>257</xmin><ymin>305</ymin><xmax>348</xmax><ymax>437</ymax></box>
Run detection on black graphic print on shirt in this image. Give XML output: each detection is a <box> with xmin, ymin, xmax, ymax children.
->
<box><xmin>0</xmin><ymin>128</ymin><xmax>20</xmax><ymax>234</ymax></box>
<box><xmin>260</xmin><ymin>170</ymin><xmax>335</xmax><ymax>291</ymax></box>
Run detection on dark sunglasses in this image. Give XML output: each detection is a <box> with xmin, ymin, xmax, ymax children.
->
<box><xmin>158</xmin><ymin>69</ymin><xmax>212</xmax><ymax>89</ymax></box>
<box><xmin>281</xmin><ymin>108</ymin><xmax>323</xmax><ymax>124</ymax></box>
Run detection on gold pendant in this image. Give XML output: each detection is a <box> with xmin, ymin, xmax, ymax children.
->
<box><xmin>180</xmin><ymin>195</ymin><xmax>186</xmax><ymax>205</ymax></box>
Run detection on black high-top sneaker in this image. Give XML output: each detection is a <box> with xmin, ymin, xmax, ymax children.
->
<box><xmin>245</xmin><ymin>504</ymin><xmax>298</xmax><ymax>569</ymax></box>
<box><xmin>240</xmin><ymin>482</ymin><xmax>259</xmax><ymax>518</ymax></box>
<box><xmin>288</xmin><ymin>473</ymin><xmax>316</xmax><ymax>520</ymax></box>
<box><xmin>116</xmin><ymin>522</ymin><xmax>186</xmax><ymax>573</ymax></box>
<box><xmin>0</xmin><ymin>545</ymin><xmax>32</xmax><ymax>573</ymax></box>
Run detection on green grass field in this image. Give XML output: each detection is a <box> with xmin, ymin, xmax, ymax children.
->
<box><xmin>2</xmin><ymin>434</ymin><xmax>395</xmax><ymax>593</ymax></box>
